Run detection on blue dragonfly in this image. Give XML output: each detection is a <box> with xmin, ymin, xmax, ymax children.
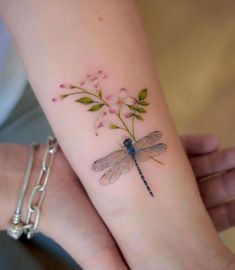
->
<box><xmin>92</xmin><ymin>131</ymin><xmax>167</xmax><ymax>197</ymax></box>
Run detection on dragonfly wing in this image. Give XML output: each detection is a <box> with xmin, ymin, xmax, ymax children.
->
<box><xmin>134</xmin><ymin>131</ymin><xmax>162</xmax><ymax>150</ymax></box>
<box><xmin>136</xmin><ymin>143</ymin><xmax>167</xmax><ymax>162</ymax></box>
<box><xmin>99</xmin><ymin>154</ymin><xmax>133</xmax><ymax>185</ymax></box>
<box><xmin>92</xmin><ymin>149</ymin><xmax>127</xmax><ymax>172</ymax></box>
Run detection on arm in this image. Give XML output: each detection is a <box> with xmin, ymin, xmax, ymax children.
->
<box><xmin>1</xmin><ymin>138</ymin><xmax>235</xmax><ymax>269</ymax></box>
<box><xmin>0</xmin><ymin>1</ymin><xmax>234</xmax><ymax>269</ymax></box>
<box><xmin>0</xmin><ymin>144</ymin><xmax>128</xmax><ymax>270</ymax></box>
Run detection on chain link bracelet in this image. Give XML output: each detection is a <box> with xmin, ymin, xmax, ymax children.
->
<box><xmin>7</xmin><ymin>136</ymin><xmax>58</xmax><ymax>240</ymax></box>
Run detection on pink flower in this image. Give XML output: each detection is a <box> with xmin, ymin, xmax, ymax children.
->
<box><xmin>106</xmin><ymin>88</ymin><xmax>137</xmax><ymax>115</ymax></box>
<box><xmin>94</xmin><ymin>82</ymin><xmax>99</xmax><ymax>89</ymax></box>
<box><xmin>60</xmin><ymin>71</ymin><xmax>108</xmax><ymax>93</ymax></box>
<box><xmin>123</xmin><ymin>110</ymin><xmax>133</xmax><ymax>118</ymax></box>
<box><xmin>60</xmin><ymin>83</ymin><xmax>75</xmax><ymax>89</ymax></box>
<box><xmin>94</xmin><ymin>118</ymin><xmax>111</xmax><ymax>136</ymax></box>
<box><xmin>99</xmin><ymin>106</ymin><xmax>109</xmax><ymax>118</ymax></box>
<box><xmin>80</xmin><ymin>71</ymin><xmax>108</xmax><ymax>91</ymax></box>
<box><xmin>95</xmin><ymin>119</ymin><xmax>105</xmax><ymax>129</ymax></box>
<box><xmin>94</xmin><ymin>106</ymin><xmax>110</xmax><ymax>135</ymax></box>
<box><xmin>94</xmin><ymin>119</ymin><xmax>104</xmax><ymax>136</ymax></box>
<box><xmin>84</xmin><ymin>74</ymin><xmax>99</xmax><ymax>90</ymax></box>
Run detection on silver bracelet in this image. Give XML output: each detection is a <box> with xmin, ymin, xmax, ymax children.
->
<box><xmin>7</xmin><ymin>136</ymin><xmax>58</xmax><ymax>240</ymax></box>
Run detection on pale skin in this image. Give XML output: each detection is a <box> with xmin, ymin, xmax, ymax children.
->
<box><xmin>1</xmin><ymin>135</ymin><xmax>235</xmax><ymax>269</ymax></box>
<box><xmin>0</xmin><ymin>0</ymin><xmax>234</xmax><ymax>269</ymax></box>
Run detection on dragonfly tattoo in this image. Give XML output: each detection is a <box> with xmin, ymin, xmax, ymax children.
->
<box><xmin>92</xmin><ymin>131</ymin><xmax>167</xmax><ymax>197</ymax></box>
<box><xmin>56</xmin><ymin>71</ymin><xmax>168</xmax><ymax>196</ymax></box>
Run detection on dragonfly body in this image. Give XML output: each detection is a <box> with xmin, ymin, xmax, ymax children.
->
<box><xmin>123</xmin><ymin>138</ymin><xmax>154</xmax><ymax>196</ymax></box>
<box><xmin>92</xmin><ymin>131</ymin><xmax>167</xmax><ymax>197</ymax></box>
<box><xmin>123</xmin><ymin>138</ymin><xmax>136</xmax><ymax>156</ymax></box>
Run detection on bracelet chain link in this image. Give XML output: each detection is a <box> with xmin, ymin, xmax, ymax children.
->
<box><xmin>7</xmin><ymin>136</ymin><xmax>58</xmax><ymax>240</ymax></box>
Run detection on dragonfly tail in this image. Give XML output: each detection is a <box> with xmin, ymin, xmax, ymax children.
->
<box><xmin>133</xmin><ymin>157</ymin><xmax>154</xmax><ymax>197</ymax></box>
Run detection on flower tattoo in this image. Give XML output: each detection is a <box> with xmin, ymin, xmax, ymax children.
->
<box><xmin>54</xmin><ymin>70</ymin><xmax>167</xmax><ymax>196</ymax></box>
<box><xmin>53</xmin><ymin>70</ymin><xmax>149</xmax><ymax>139</ymax></box>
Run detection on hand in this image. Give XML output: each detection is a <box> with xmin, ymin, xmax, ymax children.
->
<box><xmin>181</xmin><ymin>134</ymin><xmax>235</xmax><ymax>231</ymax></box>
<box><xmin>0</xmin><ymin>144</ymin><xmax>128</xmax><ymax>270</ymax></box>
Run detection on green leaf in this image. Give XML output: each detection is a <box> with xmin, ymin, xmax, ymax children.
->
<box><xmin>138</xmin><ymin>88</ymin><xmax>147</xmax><ymax>101</ymax></box>
<box><xmin>109</xmin><ymin>124</ymin><xmax>120</xmax><ymax>129</ymax></box>
<box><xmin>88</xmin><ymin>103</ymin><xmax>104</xmax><ymax>111</ymax></box>
<box><xmin>127</xmin><ymin>105</ymin><xmax>136</xmax><ymax>110</ymax></box>
<box><xmin>139</xmin><ymin>100</ymin><xmax>149</xmax><ymax>106</ymax></box>
<box><xmin>134</xmin><ymin>114</ymin><xmax>144</xmax><ymax>120</ymax></box>
<box><xmin>136</xmin><ymin>108</ymin><xmax>147</xmax><ymax>113</ymax></box>
<box><xmin>75</xmin><ymin>97</ymin><xmax>94</xmax><ymax>104</ymax></box>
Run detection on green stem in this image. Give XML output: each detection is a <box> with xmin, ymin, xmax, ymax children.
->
<box><xmin>61</xmin><ymin>92</ymin><xmax>84</xmax><ymax>98</ymax></box>
<box><xmin>71</xmin><ymin>85</ymin><xmax>135</xmax><ymax>139</ymax></box>
<box><xmin>74</xmin><ymin>86</ymin><xmax>111</xmax><ymax>107</ymax></box>
<box><xmin>73</xmin><ymin>86</ymin><xmax>101</xmax><ymax>100</ymax></box>
<box><xmin>116</xmin><ymin>126</ymin><xmax>126</xmax><ymax>131</ymax></box>
<box><xmin>116</xmin><ymin>110</ymin><xmax>135</xmax><ymax>140</ymax></box>
<box><xmin>131</xmin><ymin>116</ymin><xmax>136</xmax><ymax>141</ymax></box>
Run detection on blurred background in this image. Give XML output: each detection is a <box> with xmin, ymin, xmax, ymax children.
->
<box><xmin>0</xmin><ymin>0</ymin><xmax>234</xmax><ymax>269</ymax></box>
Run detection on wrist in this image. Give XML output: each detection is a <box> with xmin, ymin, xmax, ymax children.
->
<box><xmin>138</xmin><ymin>244</ymin><xmax>235</xmax><ymax>270</ymax></box>
<box><xmin>122</xmin><ymin>216</ymin><xmax>235</xmax><ymax>270</ymax></box>
<box><xmin>0</xmin><ymin>144</ymin><xmax>52</xmax><ymax>236</ymax></box>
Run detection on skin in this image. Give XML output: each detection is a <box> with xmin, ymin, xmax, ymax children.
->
<box><xmin>0</xmin><ymin>1</ymin><xmax>234</xmax><ymax>269</ymax></box>
<box><xmin>1</xmin><ymin>134</ymin><xmax>235</xmax><ymax>269</ymax></box>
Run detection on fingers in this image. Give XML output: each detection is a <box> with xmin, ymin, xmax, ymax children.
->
<box><xmin>181</xmin><ymin>134</ymin><xmax>219</xmax><ymax>155</ymax></box>
<box><xmin>208</xmin><ymin>201</ymin><xmax>235</xmax><ymax>232</ymax></box>
<box><xmin>199</xmin><ymin>169</ymin><xmax>235</xmax><ymax>208</ymax></box>
<box><xmin>198</xmin><ymin>169</ymin><xmax>235</xmax><ymax>232</ymax></box>
<box><xmin>190</xmin><ymin>147</ymin><xmax>235</xmax><ymax>178</ymax></box>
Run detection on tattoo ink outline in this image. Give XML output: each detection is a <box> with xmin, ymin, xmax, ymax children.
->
<box><xmin>54</xmin><ymin>70</ymin><xmax>167</xmax><ymax>196</ymax></box>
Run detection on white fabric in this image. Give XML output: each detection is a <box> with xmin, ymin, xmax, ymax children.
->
<box><xmin>0</xmin><ymin>21</ymin><xmax>27</xmax><ymax>126</ymax></box>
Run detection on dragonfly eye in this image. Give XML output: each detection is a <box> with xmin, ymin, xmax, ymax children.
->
<box><xmin>123</xmin><ymin>138</ymin><xmax>132</xmax><ymax>146</ymax></box>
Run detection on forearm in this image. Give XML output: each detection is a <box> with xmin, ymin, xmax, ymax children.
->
<box><xmin>0</xmin><ymin>144</ymin><xmax>49</xmax><ymax>232</ymax></box>
<box><xmin>0</xmin><ymin>144</ymin><xmax>129</xmax><ymax>270</ymax></box>
<box><xmin>0</xmin><ymin>1</ymin><xmax>232</xmax><ymax>269</ymax></box>
<box><xmin>0</xmin><ymin>0</ymin><xmax>195</xmax><ymax>205</ymax></box>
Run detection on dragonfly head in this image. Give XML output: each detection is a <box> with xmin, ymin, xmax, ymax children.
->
<box><xmin>123</xmin><ymin>138</ymin><xmax>132</xmax><ymax>147</ymax></box>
